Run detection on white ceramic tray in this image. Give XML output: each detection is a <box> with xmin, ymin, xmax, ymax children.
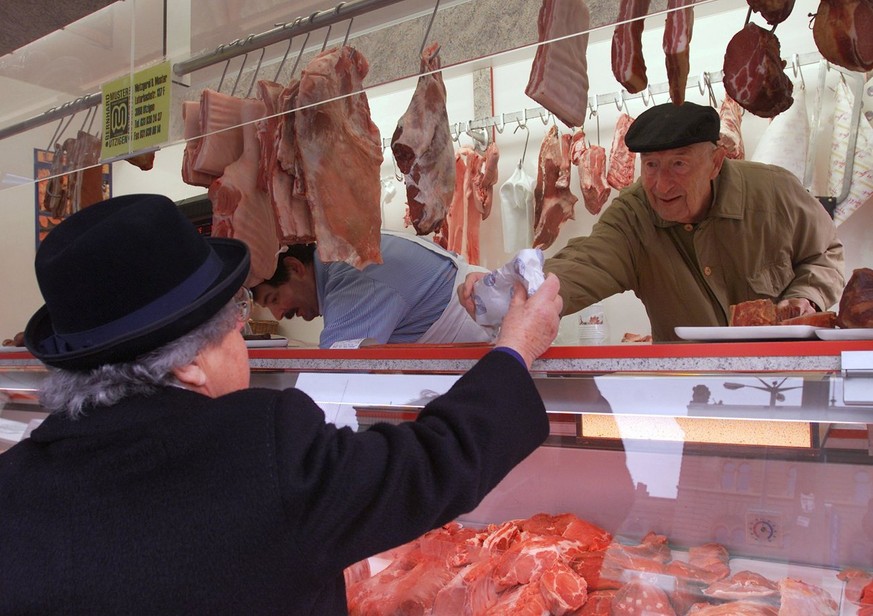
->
<box><xmin>815</xmin><ymin>328</ymin><xmax>873</xmax><ymax>341</ymax></box>
<box><xmin>674</xmin><ymin>326</ymin><xmax>819</xmax><ymax>342</ymax></box>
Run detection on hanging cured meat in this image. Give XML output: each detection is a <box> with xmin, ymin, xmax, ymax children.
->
<box><xmin>717</xmin><ymin>95</ymin><xmax>745</xmax><ymax>160</ymax></box>
<box><xmin>444</xmin><ymin>149</ymin><xmax>485</xmax><ymax>265</ymax></box>
<box><xmin>747</xmin><ymin>0</ymin><xmax>796</xmax><ymax>25</ymax></box>
<box><xmin>256</xmin><ymin>79</ymin><xmax>315</xmax><ymax>245</ymax></box>
<box><xmin>811</xmin><ymin>0</ymin><xmax>873</xmax><ymax>72</ymax></box>
<box><xmin>611</xmin><ymin>0</ymin><xmax>652</xmax><ymax>94</ymax></box>
<box><xmin>533</xmin><ymin>125</ymin><xmax>578</xmax><ymax>250</ymax></box>
<box><xmin>607</xmin><ymin>113</ymin><xmax>637</xmax><ymax>190</ymax></box>
<box><xmin>193</xmin><ymin>89</ymin><xmax>246</xmax><ymax>177</ymax></box>
<box><xmin>475</xmin><ymin>142</ymin><xmax>500</xmax><ymax>220</ymax></box>
<box><xmin>181</xmin><ymin>101</ymin><xmax>217</xmax><ymax>188</ymax></box>
<box><xmin>525</xmin><ymin>0</ymin><xmax>591</xmax><ymax>128</ymax></box>
<box><xmin>391</xmin><ymin>42</ymin><xmax>455</xmax><ymax>236</ymax></box>
<box><xmin>295</xmin><ymin>46</ymin><xmax>383</xmax><ymax>269</ymax></box>
<box><xmin>663</xmin><ymin>0</ymin><xmax>695</xmax><ymax>105</ymax></box>
<box><xmin>723</xmin><ymin>23</ymin><xmax>793</xmax><ymax>118</ymax></box>
<box><xmin>570</xmin><ymin>130</ymin><xmax>610</xmax><ymax>215</ymax></box>
<box><xmin>208</xmin><ymin>98</ymin><xmax>281</xmax><ymax>287</ymax></box>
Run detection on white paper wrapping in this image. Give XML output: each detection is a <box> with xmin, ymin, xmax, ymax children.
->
<box><xmin>829</xmin><ymin>77</ymin><xmax>873</xmax><ymax>226</ymax></box>
<box><xmin>471</xmin><ymin>249</ymin><xmax>545</xmax><ymax>331</ymax></box>
<box><xmin>750</xmin><ymin>80</ymin><xmax>808</xmax><ymax>182</ymax></box>
<box><xmin>499</xmin><ymin>164</ymin><xmax>535</xmax><ymax>254</ymax></box>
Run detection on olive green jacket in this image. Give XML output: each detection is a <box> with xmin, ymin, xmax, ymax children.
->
<box><xmin>544</xmin><ymin>159</ymin><xmax>845</xmax><ymax>341</ymax></box>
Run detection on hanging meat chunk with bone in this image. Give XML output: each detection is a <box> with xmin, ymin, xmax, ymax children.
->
<box><xmin>391</xmin><ymin>42</ymin><xmax>455</xmax><ymax>235</ymax></box>
<box><xmin>811</xmin><ymin>0</ymin><xmax>873</xmax><ymax>72</ymax></box>
<box><xmin>533</xmin><ymin>125</ymin><xmax>578</xmax><ymax>250</ymax></box>
<box><xmin>747</xmin><ymin>0</ymin><xmax>796</xmax><ymax>25</ymax></box>
<box><xmin>663</xmin><ymin>0</ymin><xmax>695</xmax><ymax>105</ymax></box>
<box><xmin>295</xmin><ymin>46</ymin><xmax>383</xmax><ymax>269</ymax></box>
<box><xmin>611</xmin><ymin>0</ymin><xmax>652</xmax><ymax>94</ymax></box>
<box><xmin>723</xmin><ymin>23</ymin><xmax>793</xmax><ymax>118</ymax></box>
<box><xmin>525</xmin><ymin>0</ymin><xmax>591</xmax><ymax>128</ymax></box>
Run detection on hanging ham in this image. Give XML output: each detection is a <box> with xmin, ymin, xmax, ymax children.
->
<box><xmin>811</xmin><ymin>0</ymin><xmax>873</xmax><ymax>72</ymax></box>
<box><xmin>533</xmin><ymin>125</ymin><xmax>578</xmax><ymax>250</ymax></box>
<box><xmin>663</xmin><ymin>0</ymin><xmax>695</xmax><ymax>105</ymax></box>
<box><xmin>607</xmin><ymin>113</ymin><xmax>637</xmax><ymax>190</ymax></box>
<box><xmin>295</xmin><ymin>46</ymin><xmax>383</xmax><ymax>269</ymax></box>
<box><xmin>611</xmin><ymin>0</ymin><xmax>652</xmax><ymax>94</ymax></box>
<box><xmin>525</xmin><ymin>0</ymin><xmax>591</xmax><ymax>128</ymax></box>
<box><xmin>390</xmin><ymin>42</ymin><xmax>455</xmax><ymax>236</ymax></box>
<box><xmin>723</xmin><ymin>23</ymin><xmax>793</xmax><ymax>118</ymax></box>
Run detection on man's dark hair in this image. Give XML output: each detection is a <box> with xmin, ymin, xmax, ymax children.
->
<box><xmin>262</xmin><ymin>243</ymin><xmax>317</xmax><ymax>286</ymax></box>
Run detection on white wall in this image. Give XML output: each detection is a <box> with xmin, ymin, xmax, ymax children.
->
<box><xmin>1</xmin><ymin>0</ymin><xmax>870</xmax><ymax>346</ymax></box>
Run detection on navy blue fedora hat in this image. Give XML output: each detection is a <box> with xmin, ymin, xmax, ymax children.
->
<box><xmin>24</xmin><ymin>194</ymin><xmax>250</xmax><ymax>370</ymax></box>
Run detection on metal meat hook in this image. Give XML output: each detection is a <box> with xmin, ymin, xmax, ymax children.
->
<box><xmin>513</xmin><ymin>120</ymin><xmax>530</xmax><ymax>165</ymax></box>
<box><xmin>419</xmin><ymin>0</ymin><xmax>442</xmax><ymax>58</ymax></box>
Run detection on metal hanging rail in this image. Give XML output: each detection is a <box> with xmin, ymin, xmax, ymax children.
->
<box><xmin>0</xmin><ymin>0</ymin><xmax>408</xmax><ymax>142</ymax></box>
<box><xmin>0</xmin><ymin>93</ymin><xmax>101</xmax><ymax>142</ymax></box>
<box><xmin>173</xmin><ymin>0</ymin><xmax>407</xmax><ymax>77</ymax></box>
<box><xmin>381</xmin><ymin>50</ymin><xmax>830</xmax><ymax>151</ymax></box>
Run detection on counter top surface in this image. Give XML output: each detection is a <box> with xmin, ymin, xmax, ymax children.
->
<box><xmin>3</xmin><ymin>339</ymin><xmax>872</xmax><ymax>374</ymax></box>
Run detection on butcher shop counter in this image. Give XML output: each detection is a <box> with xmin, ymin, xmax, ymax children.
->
<box><xmin>3</xmin><ymin>340</ymin><xmax>873</xmax><ymax>613</ymax></box>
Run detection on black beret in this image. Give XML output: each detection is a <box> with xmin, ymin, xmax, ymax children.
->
<box><xmin>624</xmin><ymin>102</ymin><xmax>720</xmax><ymax>153</ymax></box>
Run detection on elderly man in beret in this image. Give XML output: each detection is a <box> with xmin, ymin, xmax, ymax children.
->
<box><xmin>463</xmin><ymin>101</ymin><xmax>845</xmax><ymax>341</ymax></box>
<box><xmin>0</xmin><ymin>193</ymin><xmax>563</xmax><ymax>614</ymax></box>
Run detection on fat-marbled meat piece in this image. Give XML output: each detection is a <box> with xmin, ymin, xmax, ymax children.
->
<box><xmin>723</xmin><ymin>23</ymin><xmax>794</xmax><ymax>118</ymax></box>
<box><xmin>663</xmin><ymin>0</ymin><xmax>695</xmax><ymax>104</ymax></box>
<box><xmin>612</xmin><ymin>0</ymin><xmax>652</xmax><ymax>94</ymax></box>
<box><xmin>718</xmin><ymin>95</ymin><xmax>746</xmax><ymax>159</ymax></box>
<box><xmin>390</xmin><ymin>42</ymin><xmax>455</xmax><ymax>235</ymax></box>
<box><xmin>525</xmin><ymin>0</ymin><xmax>591</xmax><ymax>128</ymax></box>
<box><xmin>296</xmin><ymin>46</ymin><xmax>383</xmax><ymax>269</ymax></box>
<box><xmin>533</xmin><ymin>125</ymin><xmax>578</xmax><ymax>250</ymax></box>
<box><xmin>812</xmin><ymin>0</ymin><xmax>873</xmax><ymax>71</ymax></box>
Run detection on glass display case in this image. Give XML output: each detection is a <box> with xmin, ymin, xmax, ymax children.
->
<box><xmin>3</xmin><ymin>339</ymin><xmax>872</xmax><ymax>613</ymax></box>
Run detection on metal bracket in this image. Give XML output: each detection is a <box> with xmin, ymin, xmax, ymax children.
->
<box><xmin>841</xmin><ymin>351</ymin><xmax>873</xmax><ymax>405</ymax></box>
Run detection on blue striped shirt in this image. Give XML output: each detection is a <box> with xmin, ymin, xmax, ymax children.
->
<box><xmin>314</xmin><ymin>234</ymin><xmax>457</xmax><ymax>348</ymax></box>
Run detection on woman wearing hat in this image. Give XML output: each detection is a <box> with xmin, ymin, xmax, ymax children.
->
<box><xmin>0</xmin><ymin>193</ymin><xmax>563</xmax><ymax>614</ymax></box>
<box><xmin>460</xmin><ymin>101</ymin><xmax>844</xmax><ymax>341</ymax></box>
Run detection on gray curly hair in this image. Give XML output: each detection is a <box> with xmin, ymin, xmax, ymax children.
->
<box><xmin>39</xmin><ymin>301</ymin><xmax>239</xmax><ymax>419</ymax></box>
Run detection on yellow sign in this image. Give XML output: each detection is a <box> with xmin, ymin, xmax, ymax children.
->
<box><xmin>101</xmin><ymin>61</ymin><xmax>171</xmax><ymax>159</ymax></box>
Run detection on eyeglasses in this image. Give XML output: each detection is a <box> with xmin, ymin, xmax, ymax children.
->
<box><xmin>233</xmin><ymin>287</ymin><xmax>252</xmax><ymax>323</ymax></box>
